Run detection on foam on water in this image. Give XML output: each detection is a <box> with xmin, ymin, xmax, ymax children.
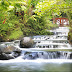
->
<box><xmin>0</xmin><ymin>58</ymin><xmax>72</xmax><ymax>64</ymax></box>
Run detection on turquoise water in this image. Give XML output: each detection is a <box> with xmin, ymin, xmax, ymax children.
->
<box><xmin>0</xmin><ymin>62</ymin><xmax>72</xmax><ymax>72</ymax></box>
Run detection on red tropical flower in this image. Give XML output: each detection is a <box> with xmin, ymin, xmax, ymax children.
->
<box><xmin>3</xmin><ymin>19</ymin><xmax>6</xmax><ymax>24</ymax></box>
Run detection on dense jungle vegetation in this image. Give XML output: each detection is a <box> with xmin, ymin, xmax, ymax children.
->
<box><xmin>0</xmin><ymin>0</ymin><xmax>72</xmax><ymax>42</ymax></box>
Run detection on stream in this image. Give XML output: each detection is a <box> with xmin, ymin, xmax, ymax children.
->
<box><xmin>0</xmin><ymin>27</ymin><xmax>72</xmax><ymax>72</ymax></box>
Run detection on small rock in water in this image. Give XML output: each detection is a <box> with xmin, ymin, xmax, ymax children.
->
<box><xmin>12</xmin><ymin>50</ymin><xmax>22</xmax><ymax>58</ymax></box>
<box><xmin>23</xmin><ymin>52</ymin><xmax>38</xmax><ymax>60</ymax></box>
<box><xmin>19</xmin><ymin>37</ymin><xmax>34</xmax><ymax>48</ymax></box>
<box><xmin>70</xmin><ymin>53</ymin><xmax>72</xmax><ymax>59</ymax></box>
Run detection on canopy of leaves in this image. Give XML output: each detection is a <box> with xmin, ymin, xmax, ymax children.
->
<box><xmin>1</xmin><ymin>0</ymin><xmax>71</xmax><ymax>41</ymax></box>
<box><xmin>35</xmin><ymin>0</ymin><xmax>72</xmax><ymax>20</ymax></box>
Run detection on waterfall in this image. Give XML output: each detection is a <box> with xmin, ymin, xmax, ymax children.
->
<box><xmin>22</xmin><ymin>51</ymin><xmax>72</xmax><ymax>60</ymax></box>
<box><xmin>0</xmin><ymin>27</ymin><xmax>72</xmax><ymax>62</ymax></box>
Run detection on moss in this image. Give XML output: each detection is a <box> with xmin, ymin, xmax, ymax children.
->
<box><xmin>5</xmin><ymin>28</ymin><xmax>23</xmax><ymax>41</ymax></box>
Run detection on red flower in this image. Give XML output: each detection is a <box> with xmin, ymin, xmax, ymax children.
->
<box><xmin>3</xmin><ymin>19</ymin><xmax>6</xmax><ymax>24</ymax></box>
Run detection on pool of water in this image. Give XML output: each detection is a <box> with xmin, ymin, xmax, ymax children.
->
<box><xmin>0</xmin><ymin>62</ymin><xmax>72</xmax><ymax>72</ymax></box>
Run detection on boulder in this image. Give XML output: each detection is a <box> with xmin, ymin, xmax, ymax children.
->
<box><xmin>19</xmin><ymin>37</ymin><xmax>34</xmax><ymax>48</ymax></box>
<box><xmin>0</xmin><ymin>53</ymin><xmax>14</xmax><ymax>60</ymax></box>
<box><xmin>0</xmin><ymin>45</ymin><xmax>21</xmax><ymax>60</ymax></box>
<box><xmin>0</xmin><ymin>45</ymin><xmax>21</xmax><ymax>53</ymax></box>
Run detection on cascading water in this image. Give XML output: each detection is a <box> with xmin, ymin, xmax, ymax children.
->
<box><xmin>0</xmin><ymin>27</ymin><xmax>71</xmax><ymax>61</ymax></box>
<box><xmin>22</xmin><ymin>51</ymin><xmax>72</xmax><ymax>59</ymax></box>
<box><xmin>0</xmin><ymin>27</ymin><xmax>72</xmax><ymax>72</ymax></box>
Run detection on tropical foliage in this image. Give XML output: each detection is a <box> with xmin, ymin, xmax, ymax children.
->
<box><xmin>0</xmin><ymin>0</ymin><xmax>72</xmax><ymax>41</ymax></box>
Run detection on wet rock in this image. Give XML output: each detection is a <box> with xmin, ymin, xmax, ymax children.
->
<box><xmin>0</xmin><ymin>45</ymin><xmax>21</xmax><ymax>53</ymax></box>
<box><xmin>24</xmin><ymin>52</ymin><xmax>38</xmax><ymax>60</ymax></box>
<box><xmin>19</xmin><ymin>37</ymin><xmax>34</xmax><ymax>48</ymax></box>
<box><xmin>12</xmin><ymin>50</ymin><xmax>21</xmax><ymax>57</ymax></box>
<box><xmin>0</xmin><ymin>53</ymin><xmax>14</xmax><ymax>60</ymax></box>
<box><xmin>0</xmin><ymin>45</ymin><xmax>21</xmax><ymax>60</ymax></box>
<box><xmin>70</xmin><ymin>53</ymin><xmax>72</xmax><ymax>59</ymax></box>
<box><xmin>0</xmin><ymin>44</ymin><xmax>7</xmax><ymax>53</ymax></box>
<box><xmin>56</xmin><ymin>52</ymin><xmax>61</xmax><ymax>58</ymax></box>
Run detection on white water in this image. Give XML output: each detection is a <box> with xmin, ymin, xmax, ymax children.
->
<box><xmin>0</xmin><ymin>27</ymin><xmax>72</xmax><ymax>63</ymax></box>
<box><xmin>0</xmin><ymin>59</ymin><xmax>72</xmax><ymax>64</ymax></box>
